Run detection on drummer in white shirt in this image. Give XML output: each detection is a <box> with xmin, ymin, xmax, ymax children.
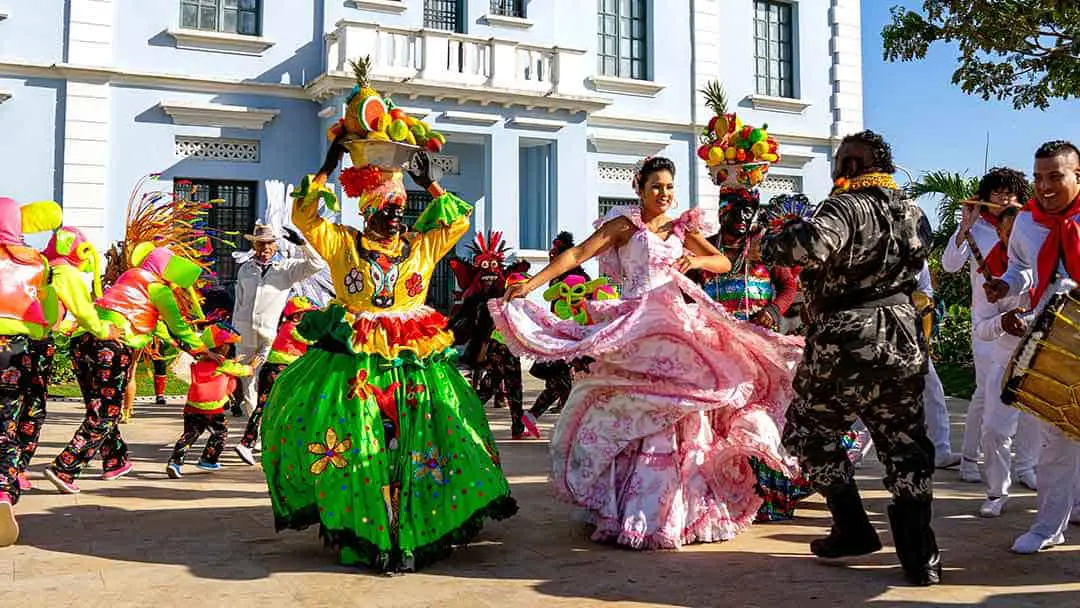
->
<box><xmin>942</xmin><ymin>168</ymin><xmax>1041</xmax><ymax>484</ymax></box>
<box><xmin>985</xmin><ymin>140</ymin><xmax>1080</xmax><ymax>553</ymax></box>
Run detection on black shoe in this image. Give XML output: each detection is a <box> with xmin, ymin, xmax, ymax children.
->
<box><xmin>155</xmin><ymin>396</ymin><xmax>167</xmax><ymax>405</ymax></box>
<box><xmin>887</xmin><ymin>500</ymin><xmax>942</xmax><ymax>586</ymax></box>
<box><xmin>231</xmin><ymin>404</ymin><xmax>244</xmax><ymax>417</ymax></box>
<box><xmin>811</xmin><ymin>483</ymin><xmax>882</xmax><ymax>559</ymax></box>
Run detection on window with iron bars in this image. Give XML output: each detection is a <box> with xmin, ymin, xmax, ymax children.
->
<box><xmin>599</xmin><ymin>197</ymin><xmax>636</xmax><ymax>219</ymax></box>
<box><xmin>404</xmin><ymin>191</ymin><xmax>455</xmax><ymax>313</ymax></box>
<box><xmin>173</xmin><ymin>179</ymin><xmax>257</xmax><ymax>287</ymax></box>
<box><xmin>181</xmin><ymin>0</ymin><xmax>261</xmax><ymax>36</ymax></box>
<box><xmin>490</xmin><ymin>0</ymin><xmax>525</xmax><ymax>18</ymax></box>
<box><xmin>424</xmin><ymin>0</ymin><xmax>463</xmax><ymax>33</ymax></box>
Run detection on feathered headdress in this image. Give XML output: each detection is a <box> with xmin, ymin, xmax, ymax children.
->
<box><xmin>467</xmin><ymin>230</ymin><xmax>511</xmax><ymax>266</ymax></box>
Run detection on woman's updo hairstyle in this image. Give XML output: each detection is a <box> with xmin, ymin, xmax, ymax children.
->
<box><xmin>632</xmin><ymin>156</ymin><xmax>676</xmax><ymax>192</ymax></box>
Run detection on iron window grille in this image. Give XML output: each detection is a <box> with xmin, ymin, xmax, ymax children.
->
<box><xmin>424</xmin><ymin>0</ymin><xmax>464</xmax><ymax>33</ymax></box>
<box><xmin>173</xmin><ymin>179</ymin><xmax>258</xmax><ymax>286</ymax></box>
<box><xmin>599</xmin><ymin>196</ymin><xmax>636</xmax><ymax>218</ymax></box>
<box><xmin>490</xmin><ymin>0</ymin><xmax>525</xmax><ymax>18</ymax></box>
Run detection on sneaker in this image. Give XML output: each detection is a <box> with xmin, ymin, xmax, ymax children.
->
<box><xmin>521</xmin><ymin>412</ymin><xmax>542</xmax><ymax>439</ymax></box>
<box><xmin>16</xmin><ymin>472</ymin><xmax>31</xmax><ymax>492</ymax></box>
<box><xmin>0</xmin><ymin>492</ymin><xmax>18</xmax><ymax>547</ymax></box>
<box><xmin>978</xmin><ymin>496</ymin><xmax>1008</xmax><ymax>518</ymax></box>
<box><xmin>155</xmin><ymin>396</ymin><xmax>167</xmax><ymax>405</ymax></box>
<box><xmin>166</xmin><ymin>462</ymin><xmax>183</xmax><ymax>479</ymax></box>
<box><xmin>935</xmin><ymin>453</ymin><xmax>962</xmax><ymax>469</ymax></box>
<box><xmin>234</xmin><ymin>444</ymin><xmax>256</xmax><ymax>466</ymax></box>
<box><xmin>1016</xmin><ymin>470</ymin><xmax>1038</xmax><ymax>491</ymax></box>
<box><xmin>196</xmin><ymin>460</ymin><xmax>221</xmax><ymax>472</ymax></box>
<box><xmin>43</xmin><ymin>468</ymin><xmax>80</xmax><ymax>495</ymax></box>
<box><xmin>959</xmin><ymin>459</ymin><xmax>981</xmax><ymax>483</ymax></box>
<box><xmin>1011</xmin><ymin>531</ymin><xmax>1065</xmax><ymax>554</ymax></box>
<box><xmin>101</xmin><ymin>461</ymin><xmax>134</xmax><ymax>481</ymax></box>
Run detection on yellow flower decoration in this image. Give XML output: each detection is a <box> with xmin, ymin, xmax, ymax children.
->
<box><xmin>307</xmin><ymin>427</ymin><xmax>353</xmax><ymax>475</ymax></box>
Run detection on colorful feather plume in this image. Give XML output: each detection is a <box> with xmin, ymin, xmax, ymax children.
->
<box><xmin>763</xmin><ymin>193</ymin><xmax>814</xmax><ymax>233</ymax></box>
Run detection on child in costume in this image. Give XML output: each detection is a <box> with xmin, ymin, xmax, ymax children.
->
<box><xmin>259</xmin><ymin>57</ymin><xmax>516</xmax><ymax>572</ymax></box>
<box><xmin>694</xmin><ymin>108</ymin><xmax>813</xmax><ymax>523</ymax></box>
<box><xmin>448</xmin><ymin>232</ymin><xmax>531</xmax><ymax>436</ymax></box>
<box><xmin>0</xmin><ymin>197</ymin><xmax>63</xmax><ymax>547</ymax></box>
<box><xmin>526</xmin><ymin>232</ymin><xmax>593</xmax><ymax>424</ymax></box>
<box><xmin>167</xmin><ymin>322</ymin><xmax>257</xmax><ymax>478</ymax></box>
<box><xmin>234</xmin><ymin>296</ymin><xmax>318</xmax><ymax>465</ymax></box>
<box><xmin>491</xmin><ymin>156</ymin><xmax>803</xmax><ymax>549</ymax></box>
<box><xmin>16</xmin><ymin>223</ymin><xmax>116</xmax><ymax>492</ymax></box>
<box><xmin>45</xmin><ymin>244</ymin><xmax>209</xmax><ymax>494</ymax></box>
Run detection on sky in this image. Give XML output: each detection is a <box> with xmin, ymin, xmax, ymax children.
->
<box><xmin>860</xmin><ymin>1</ymin><xmax>1080</xmax><ymax>225</ymax></box>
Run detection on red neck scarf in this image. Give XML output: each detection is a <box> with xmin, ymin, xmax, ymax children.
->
<box><xmin>980</xmin><ymin>208</ymin><xmax>1002</xmax><ymax>228</ymax></box>
<box><xmin>981</xmin><ymin>241</ymin><xmax>1008</xmax><ymax>278</ymax></box>
<box><xmin>1027</xmin><ymin>194</ymin><xmax>1080</xmax><ymax>304</ymax></box>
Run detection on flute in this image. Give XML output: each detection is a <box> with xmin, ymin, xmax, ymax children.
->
<box><xmin>964</xmin><ymin>231</ymin><xmax>995</xmax><ymax>284</ymax></box>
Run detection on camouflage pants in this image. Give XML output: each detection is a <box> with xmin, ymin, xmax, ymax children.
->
<box><xmin>473</xmin><ymin>342</ymin><xmax>524</xmax><ymax>435</ymax></box>
<box><xmin>783</xmin><ymin>370</ymin><xmax>934</xmax><ymax>502</ymax></box>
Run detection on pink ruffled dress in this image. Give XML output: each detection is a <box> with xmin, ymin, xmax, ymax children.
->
<box><xmin>488</xmin><ymin>205</ymin><xmax>804</xmax><ymax>548</ymax></box>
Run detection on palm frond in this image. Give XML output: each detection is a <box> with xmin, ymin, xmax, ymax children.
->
<box><xmin>908</xmin><ymin>170</ymin><xmax>979</xmax><ymax>232</ymax></box>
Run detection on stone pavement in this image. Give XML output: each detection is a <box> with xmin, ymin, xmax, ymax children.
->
<box><xmin>4</xmin><ymin>385</ymin><xmax>1080</xmax><ymax>607</ymax></box>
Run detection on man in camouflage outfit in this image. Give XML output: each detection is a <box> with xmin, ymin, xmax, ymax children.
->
<box><xmin>761</xmin><ymin>131</ymin><xmax>940</xmax><ymax>586</ymax></box>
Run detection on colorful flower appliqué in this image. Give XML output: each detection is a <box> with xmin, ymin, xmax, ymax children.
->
<box><xmin>344</xmin><ymin>268</ymin><xmax>364</xmax><ymax>295</ymax></box>
<box><xmin>412</xmin><ymin>447</ymin><xmax>450</xmax><ymax>485</ymax></box>
<box><xmin>307</xmin><ymin>427</ymin><xmax>353</xmax><ymax>475</ymax></box>
<box><xmin>406</xmin><ymin>273</ymin><xmax>424</xmax><ymax>297</ymax></box>
<box><xmin>405</xmin><ymin>382</ymin><xmax>427</xmax><ymax>409</ymax></box>
<box><xmin>347</xmin><ymin>369</ymin><xmax>371</xmax><ymax>401</ymax></box>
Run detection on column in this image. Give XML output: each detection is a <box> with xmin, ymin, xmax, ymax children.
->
<box><xmin>693</xmin><ymin>0</ymin><xmax>721</xmax><ymax>213</ymax></box>
<box><xmin>61</xmin><ymin>0</ymin><xmax>114</xmax><ymax>249</ymax></box>
<box><xmin>829</xmin><ymin>0</ymin><xmax>864</xmax><ymax>141</ymax></box>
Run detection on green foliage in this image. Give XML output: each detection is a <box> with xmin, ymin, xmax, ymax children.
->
<box><xmin>882</xmin><ymin>1</ymin><xmax>1080</xmax><ymax>109</ymax></box>
<box><xmin>49</xmin><ymin>344</ymin><xmax>76</xmax><ymax>385</ymax></box>
<box><xmin>934</xmin><ymin>303</ymin><xmax>973</xmax><ymax>367</ymax></box>
<box><xmin>936</xmin><ymin>362</ymin><xmax>977</xmax><ymax>399</ymax></box>
<box><xmin>908</xmin><ymin>170</ymin><xmax>979</xmax><ymax>253</ymax></box>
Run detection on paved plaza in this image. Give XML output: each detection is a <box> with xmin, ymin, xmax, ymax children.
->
<box><xmin>4</xmin><ymin>382</ymin><xmax>1080</xmax><ymax>607</ymax></box>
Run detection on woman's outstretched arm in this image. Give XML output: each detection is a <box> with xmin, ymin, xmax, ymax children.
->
<box><xmin>679</xmin><ymin>232</ymin><xmax>732</xmax><ymax>274</ymax></box>
<box><xmin>505</xmin><ymin>217</ymin><xmax>634</xmax><ymax>300</ymax></box>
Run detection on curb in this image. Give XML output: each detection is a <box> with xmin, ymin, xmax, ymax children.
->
<box><xmin>47</xmin><ymin>395</ymin><xmax>188</xmax><ymax>403</ymax></box>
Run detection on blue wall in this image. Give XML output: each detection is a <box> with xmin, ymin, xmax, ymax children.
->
<box><xmin>114</xmin><ymin>0</ymin><xmax>324</xmax><ymax>86</ymax></box>
<box><xmin>0</xmin><ymin>76</ymin><xmax>63</xmax><ymax>203</ymax></box>
<box><xmin>106</xmin><ymin>86</ymin><xmax>319</xmax><ymax>242</ymax></box>
<box><xmin>0</xmin><ymin>1</ymin><xmax>66</xmax><ymax>64</ymax></box>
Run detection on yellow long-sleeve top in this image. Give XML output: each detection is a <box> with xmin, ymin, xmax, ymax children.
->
<box><xmin>291</xmin><ymin>175</ymin><xmax>472</xmax><ymax>360</ymax></box>
<box><xmin>44</xmin><ymin>264</ymin><xmax>111</xmax><ymax>340</ymax></box>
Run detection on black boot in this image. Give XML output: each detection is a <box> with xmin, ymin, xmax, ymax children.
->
<box><xmin>811</xmin><ymin>483</ymin><xmax>883</xmax><ymax>559</ymax></box>
<box><xmin>887</xmin><ymin>499</ymin><xmax>941</xmax><ymax>586</ymax></box>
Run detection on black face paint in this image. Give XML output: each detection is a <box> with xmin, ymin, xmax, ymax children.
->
<box><xmin>367</xmin><ymin>204</ymin><xmax>406</xmax><ymax>237</ymax></box>
<box><xmin>722</xmin><ymin>201</ymin><xmax>758</xmax><ymax>238</ymax></box>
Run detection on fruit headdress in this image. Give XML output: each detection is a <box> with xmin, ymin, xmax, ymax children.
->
<box><xmin>328</xmin><ymin>57</ymin><xmax>448</xmax><ymax>217</ymax></box>
<box><xmin>696</xmin><ymin>81</ymin><xmax>781</xmax><ymax>190</ymax></box>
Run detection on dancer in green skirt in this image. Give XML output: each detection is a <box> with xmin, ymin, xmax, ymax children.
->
<box><xmin>260</xmin><ymin>65</ymin><xmax>516</xmax><ymax>572</ymax></box>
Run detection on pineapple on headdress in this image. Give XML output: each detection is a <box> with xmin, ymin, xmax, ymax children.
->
<box><xmin>695</xmin><ymin>80</ymin><xmax>781</xmax><ymax>189</ymax></box>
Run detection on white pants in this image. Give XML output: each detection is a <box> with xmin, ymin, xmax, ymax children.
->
<box><xmin>981</xmin><ymin>360</ymin><xmax>1043</xmax><ymax>497</ymax></box>
<box><xmin>1028</xmin><ymin>420</ymin><xmax>1080</xmax><ymax>539</ymax></box>
<box><xmin>236</xmin><ymin>331</ymin><xmax>273</xmax><ymax>416</ymax></box>
<box><xmin>961</xmin><ymin>347</ymin><xmax>993</xmax><ymax>464</ymax></box>
<box><xmin>923</xmin><ymin>360</ymin><xmax>953</xmax><ymax>456</ymax></box>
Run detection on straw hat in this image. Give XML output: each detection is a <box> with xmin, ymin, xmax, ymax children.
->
<box><xmin>243</xmin><ymin>223</ymin><xmax>278</xmax><ymax>243</ymax></box>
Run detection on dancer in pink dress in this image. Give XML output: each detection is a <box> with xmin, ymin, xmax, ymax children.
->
<box><xmin>490</xmin><ymin>157</ymin><xmax>803</xmax><ymax>548</ymax></box>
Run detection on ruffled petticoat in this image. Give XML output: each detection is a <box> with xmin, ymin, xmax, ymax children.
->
<box><xmin>490</xmin><ymin>268</ymin><xmax>803</xmax><ymax>548</ymax></box>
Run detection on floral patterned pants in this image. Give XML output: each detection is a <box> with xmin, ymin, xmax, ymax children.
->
<box><xmin>239</xmin><ymin>362</ymin><xmax>286</xmax><ymax>448</ymax></box>
<box><xmin>169</xmin><ymin>412</ymin><xmax>228</xmax><ymax>465</ymax></box>
<box><xmin>16</xmin><ymin>337</ymin><xmax>55</xmax><ymax>473</ymax></box>
<box><xmin>473</xmin><ymin>342</ymin><xmax>524</xmax><ymax>436</ymax></box>
<box><xmin>51</xmin><ymin>335</ymin><xmax>133</xmax><ymax>483</ymax></box>
<box><xmin>0</xmin><ymin>336</ymin><xmax>33</xmax><ymax>502</ymax></box>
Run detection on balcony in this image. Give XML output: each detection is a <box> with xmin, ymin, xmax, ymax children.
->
<box><xmin>308</xmin><ymin>20</ymin><xmax>611</xmax><ymax>114</ymax></box>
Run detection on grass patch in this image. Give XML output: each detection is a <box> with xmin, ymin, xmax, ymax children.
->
<box><xmin>936</xmin><ymin>362</ymin><xmax>976</xmax><ymax>399</ymax></box>
<box><xmin>48</xmin><ymin>374</ymin><xmax>190</xmax><ymax>399</ymax></box>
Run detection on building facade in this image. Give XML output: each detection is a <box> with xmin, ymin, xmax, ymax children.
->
<box><xmin>0</xmin><ymin>0</ymin><xmax>862</xmax><ymax>309</ymax></box>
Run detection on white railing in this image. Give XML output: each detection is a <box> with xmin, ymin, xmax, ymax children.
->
<box><xmin>326</xmin><ymin>20</ymin><xmax>590</xmax><ymax>98</ymax></box>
